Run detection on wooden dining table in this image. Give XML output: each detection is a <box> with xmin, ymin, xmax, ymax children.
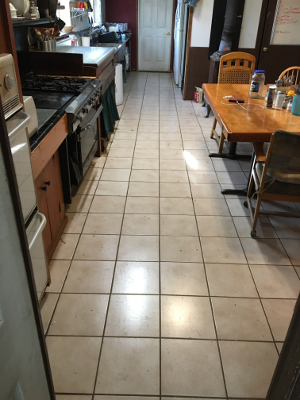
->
<box><xmin>202</xmin><ymin>83</ymin><xmax>300</xmax><ymax>195</ymax></box>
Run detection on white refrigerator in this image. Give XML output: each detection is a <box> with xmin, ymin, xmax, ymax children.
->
<box><xmin>173</xmin><ymin>0</ymin><xmax>188</xmax><ymax>87</ymax></box>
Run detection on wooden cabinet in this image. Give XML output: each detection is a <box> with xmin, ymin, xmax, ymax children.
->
<box><xmin>35</xmin><ymin>150</ymin><xmax>67</xmax><ymax>263</ymax></box>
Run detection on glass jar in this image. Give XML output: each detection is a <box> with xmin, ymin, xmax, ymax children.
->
<box><xmin>275</xmin><ymin>91</ymin><xmax>286</xmax><ymax>108</ymax></box>
<box><xmin>249</xmin><ymin>70</ymin><xmax>265</xmax><ymax>99</ymax></box>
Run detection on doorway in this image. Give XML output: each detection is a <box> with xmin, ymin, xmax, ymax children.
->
<box><xmin>138</xmin><ymin>0</ymin><xmax>174</xmax><ymax>71</ymax></box>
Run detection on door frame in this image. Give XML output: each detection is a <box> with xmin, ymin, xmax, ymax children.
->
<box><xmin>137</xmin><ymin>0</ymin><xmax>177</xmax><ymax>72</ymax></box>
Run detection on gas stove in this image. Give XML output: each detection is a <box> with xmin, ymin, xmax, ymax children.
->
<box><xmin>22</xmin><ymin>74</ymin><xmax>92</xmax><ymax>94</ymax></box>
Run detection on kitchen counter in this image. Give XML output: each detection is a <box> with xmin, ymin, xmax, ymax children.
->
<box><xmin>56</xmin><ymin>43</ymin><xmax>114</xmax><ymax>67</ymax></box>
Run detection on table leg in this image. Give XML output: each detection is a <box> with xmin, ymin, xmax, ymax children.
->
<box><xmin>221</xmin><ymin>152</ymin><xmax>256</xmax><ymax>196</ymax></box>
<box><xmin>209</xmin><ymin>142</ymin><xmax>252</xmax><ymax>160</ymax></box>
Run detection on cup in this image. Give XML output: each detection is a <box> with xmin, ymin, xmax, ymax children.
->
<box><xmin>81</xmin><ymin>36</ymin><xmax>90</xmax><ymax>46</ymax></box>
<box><xmin>291</xmin><ymin>94</ymin><xmax>300</xmax><ymax>116</ymax></box>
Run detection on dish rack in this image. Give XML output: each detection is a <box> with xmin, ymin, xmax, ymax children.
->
<box><xmin>70</xmin><ymin>8</ymin><xmax>89</xmax><ymax>32</ymax></box>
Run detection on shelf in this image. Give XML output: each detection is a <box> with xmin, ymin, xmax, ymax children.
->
<box><xmin>12</xmin><ymin>17</ymin><xmax>56</xmax><ymax>27</ymax></box>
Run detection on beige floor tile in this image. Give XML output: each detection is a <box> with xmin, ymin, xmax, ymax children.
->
<box><xmin>160</xmin><ymin>133</ymin><xmax>182</xmax><ymax>140</ymax></box>
<box><xmin>47</xmin><ymin>336</ymin><xmax>101</xmax><ymax>393</ymax></box>
<box><xmin>262</xmin><ymin>299</ymin><xmax>296</xmax><ymax>341</ymax></box>
<box><xmin>212</xmin><ymin>298</ymin><xmax>272</xmax><ymax>341</ymax></box>
<box><xmin>95</xmin><ymin>337</ymin><xmax>159</xmax><ymax>394</ymax></box>
<box><xmin>91</xmin><ymin>157</ymin><xmax>106</xmax><ymax>168</ymax></box>
<box><xmin>74</xmin><ymin>235</ymin><xmax>119</xmax><ymax>261</ymax></box>
<box><xmin>52</xmin><ymin>234</ymin><xmax>80</xmax><ymax>260</ymax></box>
<box><xmin>241</xmin><ymin>238</ymin><xmax>291</xmax><ymax>265</ymax></box>
<box><xmin>160</xmin><ymin>141</ymin><xmax>183</xmax><ymax>150</ymax></box>
<box><xmin>125</xmin><ymin>197</ymin><xmax>159</xmax><ymax>214</ymax></box>
<box><xmin>130</xmin><ymin>169</ymin><xmax>159</xmax><ymax>182</ymax></box>
<box><xmin>250</xmin><ymin>264</ymin><xmax>300</xmax><ymax>298</ymax></box>
<box><xmin>197</xmin><ymin>216</ymin><xmax>237</xmax><ymax>237</ymax></box>
<box><xmin>134</xmin><ymin>148</ymin><xmax>159</xmax><ymax>159</ymax></box>
<box><xmin>160</xmin><ymin>197</ymin><xmax>194</xmax><ymax>215</ymax></box>
<box><xmin>188</xmin><ymin>171</ymin><xmax>218</xmax><ymax>184</ymax></box>
<box><xmin>219</xmin><ymin>341</ymin><xmax>278</xmax><ymax>398</ymax></box>
<box><xmin>104</xmin><ymin>157</ymin><xmax>132</xmax><ymax>169</ymax></box>
<box><xmin>114</xmin><ymin>132</ymin><xmax>137</xmax><ymax>140</ymax></box>
<box><xmin>122</xmin><ymin>214</ymin><xmax>159</xmax><ymax>235</ymax></box>
<box><xmin>84</xmin><ymin>167</ymin><xmax>102</xmax><ymax>181</ymax></box>
<box><xmin>262</xmin><ymin>200</ymin><xmax>300</xmax><ymax>214</ymax></box>
<box><xmin>90</xmin><ymin>196</ymin><xmax>126</xmax><ymax>214</ymax></box>
<box><xmin>269</xmin><ymin>217</ymin><xmax>300</xmax><ymax>239</ymax></box>
<box><xmin>206</xmin><ymin>264</ymin><xmax>257</xmax><ymax>297</ymax></box>
<box><xmin>161</xmin><ymin>215</ymin><xmax>198</xmax><ymax>237</ymax></box>
<box><xmin>190</xmin><ymin>183</ymin><xmax>223</xmax><ymax>198</ymax></box>
<box><xmin>46</xmin><ymin>260</ymin><xmax>71</xmax><ymax>293</ymax></box>
<box><xmin>193</xmin><ymin>198</ymin><xmax>230</xmax><ymax>216</ymax></box>
<box><xmin>160</xmin><ymin>149</ymin><xmax>184</xmax><ymax>159</ymax></box>
<box><xmin>161</xmin><ymin>339</ymin><xmax>225</xmax><ymax>397</ymax></box>
<box><xmin>66</xmin><ymin>194</ymin><xmax>93</xmax><ymax>213</ymax></box>
<box><xmin>161</xmin><ymin>262</ymin><xmax>208</xmax><ymax>295</ymax></box>
<box><xmin>281</xmin><ymin>239</ymin><xmax>300</xmax><ymax>265</ymax></box>
<box><xmin>201</xmin><ymin>237</ymin><xmax>246</xmax><ymax>264</ymax></box>
<box><xmin>113</xmin><ymin>261</ymin><xmax>159</xmax><ymax>294</ymax></box>
<box><xmin>110</xmin><ymin>140</ymin><xmax>135</xmax><ymax>148</ymax></box>
<box><xmin>161</xmin><ymin>296</ymin><xmax>215</xmax><ymax>339</ymax></box>
<box><xmin>161</xmin><ymin>236</ymin><xmax>202</xmax><ymax>262</ymax></box>
<box><xmin>160</xmin><ymin>159</ymin><xmax>187</xmax><ymax>170</ymax></box>
<box><xmin>101</xmin><ymin>169</ymin><xmax>131</xmax><ymax>182</ymax></box>
<box><xmin>160</xmin><ymin>183</ymin><xmax>191</xmax><ymax>198</ymax></box>
<box><xmin>160</xmin><ymin>170</ymin><xmax>189</xmax><ymax>183</ymax></box>
<box><xmin>40</xmin><ymin>293</ymin><xmax>59</xmax><ymax>333</ymax></box>
<box><xmin>64</xmin><ymin>213</ymin><xmax>87</xmax><ymax>234</ymax></box>
<box><xmin>136</xmin><ymin>140</ymin><xmax>159</xmax><ymax>149</ymax></box>
<box><xmin>184</xmin><ymin>149</ymin><xmax>209</xmax><ymax>159</ymax></box>
<box><xmin>83</xmin><ymin>213</ymin><xmax>123</xmax><ymax>235</ymax></box>
<box><xmin>63</xmin><ymin>260</ymin><xmax>114</xmax><ymax>294</ymax></box>
<box><xmin>118</xmin><ymin>235</ymin><xmax>159</xmax><ymax>261</ymax></box>
<box><xmin>108</xmin><ymin>147</ymin><xmax>134</xmax><ymax>158</ymax></box>
<box><xmin>132</xmin><ymin>158</ymin><xmax>159</xmax><ymax>170</ymax></box>
<box><xmin>180</xmin><ymin>127</ymin><xmax>202</xmax><ymax>133</ymax></box>
<box><xmin>212</xmin><ymin>159</ymin><xmax>243</xmax><ymax>172</ymax></box>
<box><xmin>94</xmin><ymin>397</ymin><xmax>157</xmax><ymax>400</ymax></box>
<box><xmin>48</xmin><ymin>294</ymin><xmax>109</xmax><ymax>336</ymax></box>
<box><xmin>96</xmin><ymin>181</ymin><xmax>129</xmax><ymax>196</ymax></box>
<box><xmin>56</xmin><ymin>396</ymin><xmax>92</xmax><ymax>400</ymax></box>
<box><xmin>216</xmin><ymin>171</ymin><xmax>247</xmax><ymax>185</ymax></box>
<box><xmin>233</xmin><ymin>216</ymin><xmax>278</xmax><ymax>238</ymax></box>
<box><xmin>105</xmin><ymin>294</ymin><xmax>159</xmax><ymax>337</ymax></box>
<box><xmin>128</xmin><ymin>182</ymin><xmax>159</xmax><ymax>197</ymax></box>
<box><xmin>186</xmin><ymin>158</ymin><xmax>214</xmax><ymax>172</ymax></box>
<box><xmin>226</xmin><ymin>198</ymin><xmax>251</xmax><ymax>217</ymax></box>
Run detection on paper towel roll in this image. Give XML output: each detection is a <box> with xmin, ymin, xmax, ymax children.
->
<box><xmin>115</xmin><ymin>63</ymin><xmax>123</xmax><ymax>106</ymax></box>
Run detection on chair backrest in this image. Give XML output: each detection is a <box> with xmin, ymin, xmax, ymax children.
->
<box><xmin>265</xmin><ymin>130</ymin><xmax>300</xmax><ymax>184</ymax></box>
<box><xmin>218</xmin><ymin>52</ymin><xmax>256</xmax><ymax>84</ymax></box>
<box><xmin>278</xmin><ymin>67</ymin><xmax>300</xmax><ymax>85</ymax></box>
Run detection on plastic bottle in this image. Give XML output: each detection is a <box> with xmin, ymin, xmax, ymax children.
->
<box><xmin>70</xmin><ymin>35</ymin><xmax>76</xmax><ymax>46</ymax></box>
<box><xmin>291</xmin><ymin>94</ymin><xmax>300</xmax><ymax>116</ymax></box>
<box><xmin>249</xmin><ymin>70</ymin><xmax>265</xmax><ymax>99</ymax></box>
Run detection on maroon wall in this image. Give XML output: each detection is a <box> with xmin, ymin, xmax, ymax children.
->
<box><xmin>105</xmin><ymin>0</ymin><xmax>138</xmax><ymax>70</ymax></box>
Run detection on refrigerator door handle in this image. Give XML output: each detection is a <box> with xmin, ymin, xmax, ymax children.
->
<box><xmin>28</xmin><ymin>212</ymin><xmax>47</xmax><ymax>250</ymax></box>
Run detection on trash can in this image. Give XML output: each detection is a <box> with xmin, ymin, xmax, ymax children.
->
<box><xmin>115</xmin><ymin>63</ymin><xmax>123</xmax><ymax>105</ymax></box>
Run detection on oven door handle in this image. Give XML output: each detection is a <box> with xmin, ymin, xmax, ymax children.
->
<box><xmin>80</xmin><ymin>104</ymin><xmax>103</xmax><ymax>132</ymax></box>
<box><xmin>28</xmin><ymin>212</ymin><xmax>47</xmax><ymax>250</ymax></box>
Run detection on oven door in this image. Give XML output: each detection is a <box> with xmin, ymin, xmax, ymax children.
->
<box><xmin>78</xmin><ymin>104</ymin><xmax>103</xmax><ymax>177</ymax></box>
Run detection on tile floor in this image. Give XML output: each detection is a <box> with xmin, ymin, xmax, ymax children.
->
<box><xmin>41</xmin><ymin>72</ymin><xmax>300</xmax><ymax>400</ymax></box>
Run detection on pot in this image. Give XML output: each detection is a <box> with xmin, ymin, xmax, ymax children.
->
<box><xmin>10</xmin><ymin>0</ymin><xmax>30</xmax><ymax>15</ymax></box>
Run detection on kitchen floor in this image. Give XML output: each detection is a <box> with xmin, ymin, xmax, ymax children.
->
<box><xmin>41</xmin><ymin>72</ymin><xmax>300</xmax><ymax>400</ymax></box>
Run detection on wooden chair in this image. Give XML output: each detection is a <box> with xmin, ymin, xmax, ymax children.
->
<box><xmin>278</xmin><ymin>66</ymin><xmax>300</xmax><ymax>85</ymax></box>
<box><xmin>210</xmin><ymin>52</ymin><xmax>256</xmax><ymax>153</ymax></box>
<box><xmin>246</xmin><ymin>130</ymin><xmax>300</xmax><ymax>237</ymax></box>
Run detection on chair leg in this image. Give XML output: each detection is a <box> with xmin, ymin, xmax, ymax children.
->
<box><xmin>252</xmin><ymin>195</ymin><xmax>262</xmax><ymax>235</ymax></box>
<box><xmin>210</xmin><ymin>117</ymin><xmax>217</xmax><ymax>139</ymax></box>
<box><xmin>218</xmin><ymin>131</ymin><xmax>225</xmax><ymax>153</ymax></box>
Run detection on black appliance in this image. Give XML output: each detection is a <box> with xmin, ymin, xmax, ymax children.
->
<box><xmin>22</xmin><ymin>74</ymin><xmax>102</xmax><ymax>203</ymax></box>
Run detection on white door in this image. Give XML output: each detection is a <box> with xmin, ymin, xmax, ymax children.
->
<box><xmin>138</xmin><ymin>0</ymin><xmax>174</xmax><ymax>72</ymax></box>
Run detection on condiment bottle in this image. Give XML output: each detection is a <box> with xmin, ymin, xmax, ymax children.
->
<box><xmin>275</xmin><ymin>91</ymin><xmax>286</xmax><ymax>108</ymax></box>
<box><xmin>249</xmin><ymin>70</ymin><xmax>265</xmax><ymax>99</ymax></box>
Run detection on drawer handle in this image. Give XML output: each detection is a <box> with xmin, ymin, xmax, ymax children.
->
<box><xmin>41</xmin><ymin>186</ymin><xmax>47</xmax><ymax>191</ymax></box>
<box><xmin>28</xmin><ymin>212</ymin><xmax>47</xmax><ymax>250</ymax></box>
<box><xmin>45</xmin><ymin>181</ymin><xmax>51</xmax><ymax>186</ymax></box>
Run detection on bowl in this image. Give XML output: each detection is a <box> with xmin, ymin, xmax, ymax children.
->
<box><xmin>64</xmin><ymin>26</ymin><xmax>73</xmax><ymax>33</ymax></box>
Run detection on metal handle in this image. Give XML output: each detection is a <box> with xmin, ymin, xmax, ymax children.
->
<box><xmin>263</xmin><ymin>47</ymin><xmax>268</xmax><ymax>52</ymax></box>
<box><xmin>41</xmin><ymin>186</ymin><xmax>47</xmax><ymax>191</ymax></box>
<box><xmin>166</xmin><ymin>32</ymin><xmax>170</xmax><ymax>35</ymax></box>
<box><xmin>45</xmin><ymin>181</ymin><xmax>51</xmax><ymax>186</ymax></box>
<box><xmin>28</xmin><ymin>212</ymin><xmax>47</xmax><ymax>250</ymax></box>
<box><xmin>80</xmin><ymin>104</ymin><xmax>103</xmax><ymax>132</ymax></box>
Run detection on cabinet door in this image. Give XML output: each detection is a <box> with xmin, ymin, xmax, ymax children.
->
<box><xmin>44</xmin><ymin>151</ymin><xmax>65</xmax><ymax>241</ymax></box>
<box><xmin>35</xmin><ymin>170</ymin><xmax>52</xmax><ymax>252</ymax></box>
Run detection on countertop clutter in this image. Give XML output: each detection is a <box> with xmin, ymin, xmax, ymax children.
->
<box><xmin>55</xmin><ymin>43</ymin><xmax>114</xmax><ymax>67</ymax></box>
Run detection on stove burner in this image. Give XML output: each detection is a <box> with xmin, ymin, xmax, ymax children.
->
<box><xmin>21</xmin><ymin>74</ymin><xmax>91</xmax><ymax>94</ymax></box>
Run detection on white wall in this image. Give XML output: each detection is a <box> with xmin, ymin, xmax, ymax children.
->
<box><xmin>190</xmin><ymin>0</ymin><xmax>263</xmax><ymax>49</ymax></box>
<box><xmin>239</xmin><ymin>0</ymin><xmax>263</xmax><ymax>48</ymax></box>
<box><xmin>190</xmin><ymin>0</ymin><xmax>214</xmax><ymax>47</ymax></box>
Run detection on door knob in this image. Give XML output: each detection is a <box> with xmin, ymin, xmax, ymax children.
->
<box><xmin>166</xmin><ymin>32</ymin><xmax>170</xmax><ymax>35</ymax></box>
<box><xmin>263</xmin><ymin>47</ymin><xmax>268</xmax><ymax>52</ymax></box>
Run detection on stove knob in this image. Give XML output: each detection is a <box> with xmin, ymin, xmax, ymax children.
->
<box><xmin>4</xmin><ymin>74</ymin><xmax>16</xmax><ymax>90</ymax></box>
